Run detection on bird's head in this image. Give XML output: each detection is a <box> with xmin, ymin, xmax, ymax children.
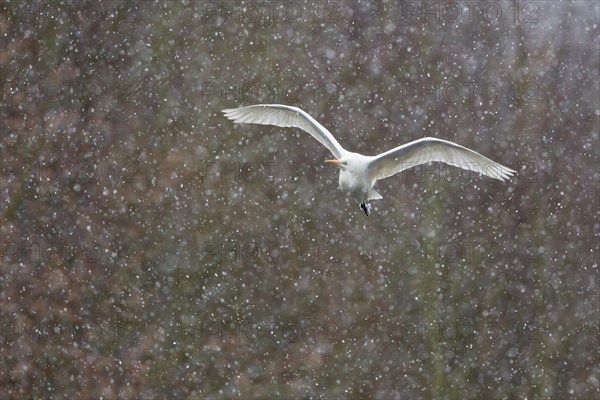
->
<box><xmin>325</xmin><ymin>159</ymin><xmax>348</xmax><ymax>170</ymax></box>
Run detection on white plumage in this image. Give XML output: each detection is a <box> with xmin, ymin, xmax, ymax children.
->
<box><xmin>222</xmin><ymin>104</ymin><xmax>515</xmax><ymax>215</ymax></box>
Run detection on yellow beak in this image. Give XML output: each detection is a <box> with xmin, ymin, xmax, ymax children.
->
<box><xmin>325</xmin><ymin>159</ymin><xmax>341</xmax><ymax>166</ymax></box>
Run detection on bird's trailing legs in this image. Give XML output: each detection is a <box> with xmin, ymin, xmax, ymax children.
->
<box><xmin>360</xmin><ymin>202</ymin><xmax>371</xmax><ymax>216</ymax></box>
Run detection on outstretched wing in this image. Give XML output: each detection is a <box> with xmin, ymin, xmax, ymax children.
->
<box><xmin>368</xmin><ymin>137</ymin><xmax>516</xmax><ymax>182</ymax></box>
<box><xmin>222</xmin><ymin>104</ymin><xmax>346</xmax><ymax>159</ymax></box>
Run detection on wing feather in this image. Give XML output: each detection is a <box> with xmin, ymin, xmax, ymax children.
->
<box><xmin>222</xmin><ymin>104</ymin><xmax>346</xmax><ymax>159</ymax></box>
<box><xmin>368</xmin><ymin>137</ymin><xmax>516</xmax><ymax>182</ymax></box>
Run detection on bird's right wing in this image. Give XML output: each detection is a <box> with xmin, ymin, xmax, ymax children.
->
<box><xmin>222</xmin><ymin>104</ymin><xmax>346</xmax><ymax>159</ymax></box>
<box><xmin>368</xmin><ymin>137</ymin><xmax>516</xmax><ymax>182</ymax></box>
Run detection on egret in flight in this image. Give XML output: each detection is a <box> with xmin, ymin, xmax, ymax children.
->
<box><xmin>222</xmin><ymin>104</ymin><xmax>515</xmax><ymax>216</ymax></box>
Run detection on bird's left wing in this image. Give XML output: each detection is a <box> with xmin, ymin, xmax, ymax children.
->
<box><xmin>222</xmin><ymin>104</ymin><xmax>346</xmax><ymax>159</ymax></box>
<box><xmin>368</xmin><ymin>137</ymin><xmax>516</xmax><ymax>182</ymax></box>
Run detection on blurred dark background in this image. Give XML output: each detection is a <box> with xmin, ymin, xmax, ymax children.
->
<box><xmin>1</xmin><ymin>1</ymin><xmax>598</xmax><ymax>398</ymax></box>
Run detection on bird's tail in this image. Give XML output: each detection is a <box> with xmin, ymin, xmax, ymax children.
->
<box><xmin>368</xmin><ymin>189</ymin><xmax>383</xmax><ymax>201</ymax></box>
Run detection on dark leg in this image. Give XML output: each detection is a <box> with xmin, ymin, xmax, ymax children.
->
<box><xmin>360</xmin><ymin>202</ymin><xmax>370</xmax><ymax>216</ymax></box>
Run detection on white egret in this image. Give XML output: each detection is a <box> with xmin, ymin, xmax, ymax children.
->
<box><xmin>222</xmin><ymin>104</ymin><xmax>516</xmax><ymax>216</ymax></box>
